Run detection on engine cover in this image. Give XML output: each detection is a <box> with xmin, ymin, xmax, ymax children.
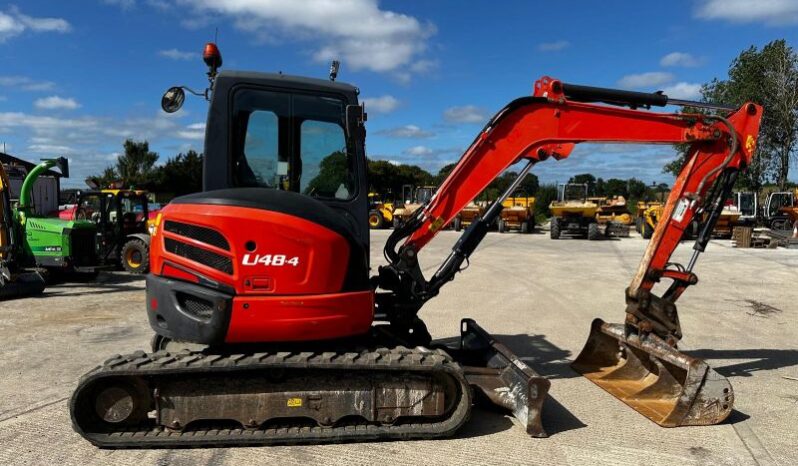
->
<box><xmin>147</xmin><ymin>189</ymin><xmax>373</xmax><ymax>343</ymax></box>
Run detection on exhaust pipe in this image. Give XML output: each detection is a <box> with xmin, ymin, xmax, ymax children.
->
<box><xmin>572</xmin><ymin>319</ymin><xmax>733</xmax><ymax>427</ymax></box>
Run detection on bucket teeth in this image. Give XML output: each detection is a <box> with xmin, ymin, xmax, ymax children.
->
<box><xmin>572</xmin><ymin>318</ymin><xmax>733</xmax><ymax>427</ymax></box>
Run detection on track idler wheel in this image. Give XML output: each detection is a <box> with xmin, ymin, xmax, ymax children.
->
<box><xmin>79</xmin><ymin>377</ymin><xmax>151</xmax><ymax>429</ymax></box>
<box><xmin>572</xmin><ymin>319</ymin><xmax>733</xmax><ymax>427</ymax></box>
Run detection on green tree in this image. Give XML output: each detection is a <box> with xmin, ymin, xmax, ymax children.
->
<box><xmin>85</xmin><ymin>166</ymin><xmax>118</xmax><ymax>189</ymax></box>
<box><xmin>434</xmin><ymin>163</ymin><xmax>457</xmax><ymax>184</ymax></box>
<box><xmin>155</xmin><ymin>150</ymin><xmax>203</xmax><ymax>196</ymax></box>
<box><xmin>603</xmin><ymin>178</ymin><xmax>628</xmax><ymax>197</ymax></box>
<box><xmin>117</xmin><ymin>139</ymin><xmax>159</xmax><ymax>187</ymax></box>
<box><xmin>665</xmin><ymin>40</ymin><xmax>798</xmax><ymax>191</ymax></box>
<box><xmin>533</xmin><ymin>183</ymin><xmax>558</xmax><ymax>219</ymax></box>
<box><xmin>627</xmin><ymin>178</ymin><xmax>648</xmax><ymax>199</ymax></box>
<box><xmin>305</xmin><ymin>151</ymin><xmax>349</xmax><ymax>196</ymax></box>
<box><xmin>568</xmin><ymin>173</ymin><xmax>596</xmax><ymax>186</ymax></box>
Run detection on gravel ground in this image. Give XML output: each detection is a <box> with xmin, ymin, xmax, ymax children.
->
<box><xmin>0</xmin><ymin>229</ymin><xmax>795</xmax><ymax>465</ymax></box>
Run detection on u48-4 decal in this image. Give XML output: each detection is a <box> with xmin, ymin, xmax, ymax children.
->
<box><xmin>241</xmin><ymin>254</ymin><xmax>300</xmax><ymax>267</ymax></box>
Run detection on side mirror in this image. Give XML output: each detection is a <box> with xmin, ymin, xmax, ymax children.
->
<box><xmin>161</xmin><ymin>86</ymin><xmax>186</xmax><ymax>113</ymax></box>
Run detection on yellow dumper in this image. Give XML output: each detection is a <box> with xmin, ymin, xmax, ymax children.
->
<box><xmin>498</xmin><ymin>191</ymin><xmax>536</xmax><ymax>233</ymax></box>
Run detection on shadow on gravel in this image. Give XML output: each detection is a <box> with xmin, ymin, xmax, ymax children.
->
<box><xmin>724</xmin><ymin>409</ymin><xmax>751</xmax><ymax>424</ymax></box>
<box><xmin>496</xmin><ymin>334</ymin><xmax>579</xmax><ymax>380</ymax></box>
<box><xmin>33</xmin><ymin>272</ymin><xmax>146</xmax><ymax>297</ymax></box>
<box><xmin>686</xmin><ymin>349</ymin><xmax>798</xmax><ymax>377</ymax></box>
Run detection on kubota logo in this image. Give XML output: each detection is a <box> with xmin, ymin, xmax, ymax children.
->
<box><xmin>241</xmin><ymin>254</ymin><xmax>300</xmax><ymax>267</ymax></box>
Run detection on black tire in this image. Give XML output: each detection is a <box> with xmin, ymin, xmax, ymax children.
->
<box><xmin>453</xmin><ymin>217</ymin><xmax>462</xmax><ymax>232</ymax></box>
<box><xmin>587</xmin><ymin>222</ymin><xmax>601</xmax><ymax>241</ymax></box>
<box><xmin>392</xmin><ymin>217</ymin><xmax>402</xmax><ymax>229</ymax></box>
<box><xmin>635</xmin><ymin>217</ymin><xmax>644</xmax><ymax>234</ymax></box>
<box><xmin>520</xmin><ymin>220</ymin><xmax>529</xmax><ymax>234</ymax></box>
<box><xmin>497</xmin><ymin>219</ymin><xmax>506</xmax><ymax>233</ymax></box>
<box><xmin>368</xmin><ymin>210</ymin><xmax>384</xmax><ymax>229</ymax></box>
<box><xmin>550</xmin><ymin>218</ymin><xmax>561</xmax><ymax>239</ymax></box>
<box><xmin>121</xmin><ymin>239</ymin><xmax>149</xmax><ymax>274</ymax></box>
<box><xmin>642</xmin><ymin>221</ymin><xmax>654</xmax><ymax>239</ymax></box>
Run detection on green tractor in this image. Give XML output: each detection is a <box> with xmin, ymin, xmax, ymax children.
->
<box><xmin>15</xmin><ymin>158</ymin><xmax>104</xmax><ymax>278</ymax></box>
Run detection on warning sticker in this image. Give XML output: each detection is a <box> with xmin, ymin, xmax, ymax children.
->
<box><xmin>672</xmin><ymin>198</ymin><xmax>692</xmax><ymax>222</ymax></box>
<box><xmin>287</xmin><ymin>398</ymin><xmax>302</xmax><ymax>408</ymax></box>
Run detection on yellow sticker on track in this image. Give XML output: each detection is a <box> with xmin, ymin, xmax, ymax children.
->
<box><xmin>287</xmin><ymin>398</ymin><xmax>302</xmax><ymax>408</ymax></box>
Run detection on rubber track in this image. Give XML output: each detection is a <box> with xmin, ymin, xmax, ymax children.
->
<box><xmin>70</xmin><ymin>347</ymin><xmax>472</xmax><ymax>448</ymax></box>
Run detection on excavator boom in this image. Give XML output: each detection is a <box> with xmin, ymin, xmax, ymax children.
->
<box><xmin>378</xmin><ymin>76</ymin><xmax>762</xmax><ymax>428</ymax></box>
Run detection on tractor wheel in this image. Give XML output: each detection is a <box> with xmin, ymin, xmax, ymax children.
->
<box><xmin>588</xmin><ymin>222</ymin><xmax>601</xmax><ymax>241</ymax></box>
<box><xmin>121</xmin><ymin>239</ymin><xmax>149</xmax><ymax>274</ymax></box>
<box><xmin>550</xmin><ymin>218</ymin><xmax>561</xmax><ymax>239</ymax></box>
<box><xmin>497</xmin><ymin>219</ymin><xmax>506</xmax><ymax>233</ymax></box>
<box><xmin>392</xmin><ymin>217</ymin><xmax>402</xmax><ymax>229</ymax></box>
<box><xmin>453</xmin><ymin>217</ymin><xmax>462</xmax><ymax>232</ymax></box>
<box><xmin>642</xmin><ymin>221</ymin><xmax>654</xmax><ymax>239</ymax></box>
<box><xmin>635</xmin><ymin>217</ymin><xmax>644</xmax><ymax>234</ymax></box>
<box><xmin>520</xmin><ymin>220</ymin><xmax>529</xmax><ymax>234</ymax></box>
<box><xmin>368</xmin><ymin>210</ymin><xmax>384</xmax><ymax>229</ymax></box>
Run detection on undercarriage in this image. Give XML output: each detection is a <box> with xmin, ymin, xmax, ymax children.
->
<box><xmin>70</xmin><ymin>319</ymin><xmax>549</xmax><ymax>448</ymax></box>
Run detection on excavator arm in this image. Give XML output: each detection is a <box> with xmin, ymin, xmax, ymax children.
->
<box><xmin>377</xmin><ymin>76</ymin><xmax>761</xmax><ymax>330</ymax></box>
<box><xmin>376</xmin><ymin>76</ymin><xmax>761</xmax><ymax>428</ymax></box>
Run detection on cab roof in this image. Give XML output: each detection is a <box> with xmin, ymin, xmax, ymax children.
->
<box><xmin>215</xmin><ymin>70</ymin><xmax>359</xmax><ymax>98</ymax></box>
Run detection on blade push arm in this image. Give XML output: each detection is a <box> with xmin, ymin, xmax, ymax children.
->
<box><xmin>376</xmin><ymin>76</ymin><xmax>762</xmax><ymax>339</ymax></box>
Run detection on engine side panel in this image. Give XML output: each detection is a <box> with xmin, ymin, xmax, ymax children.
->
<box><xmin>152</xmin><ymin>204</ymin><xmax>352</xmax><ymax>295</ymax></box>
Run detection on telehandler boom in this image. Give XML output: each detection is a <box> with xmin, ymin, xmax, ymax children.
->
<box><xmin>70</xmin><ymin>45</ymin><xmax>762</xmax><ymax>447</ymax></box>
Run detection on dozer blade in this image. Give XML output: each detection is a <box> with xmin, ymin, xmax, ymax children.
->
<box><xmin>572</xmin><ymin>318</ymin><xmax>733</xmax><ymax>427</ymax></box>
<box><xmin>454</xmin><ymin>318</ymin><xmax>551</xmax><ymax>437</ymax></box>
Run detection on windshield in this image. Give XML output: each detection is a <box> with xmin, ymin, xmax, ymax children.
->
<box><xmin>416</xmin><ymin>188</ymin><xmax>434</xmax><ymax>204</ymax></box>
<box><xmin>232</xmin><ymin>89</ymin><xmax>355</xmax><ymax>200</ymax></box>
<box><xmin>562</xmin><ymin>184</ymin><xmax>587</xmax><ymax>202</ymax></box>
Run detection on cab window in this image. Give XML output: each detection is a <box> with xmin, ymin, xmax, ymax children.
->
<box><xmin>232</xmin><ymin>88</ymin><xmax>355</xmax><ymax>200</ymax></box>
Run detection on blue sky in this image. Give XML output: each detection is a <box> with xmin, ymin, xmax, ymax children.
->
<box><xmin>1</xmin><ymin>0</ymin><xmax>797</xmax><ymax>188</ymax></box>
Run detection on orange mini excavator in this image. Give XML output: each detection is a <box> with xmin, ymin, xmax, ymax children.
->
<box><xmin>71</xmin><ymin>44</ymin><xmax>762</xmax><ymax>447</ymax></box>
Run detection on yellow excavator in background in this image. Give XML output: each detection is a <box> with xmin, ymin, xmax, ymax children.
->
<box><xmin>0</xmin><ymin>163</ymin><xmax>46</xmax><ymax>299</ymax></box>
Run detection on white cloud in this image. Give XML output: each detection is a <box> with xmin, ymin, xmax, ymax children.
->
<box><xmin>362</xmin><ymin>95</ymin><xmax>400</xmax><ymax>114</ymax></box>
<box><xmin>28</xmin><ymin>143</ymin><xmax>74</xmax><ymax>154</ymax></box>
<box><xmin>695</xmin><ymin>0</ymin><xmax>798</xmax><ymax>26</ymax></box>
<box><xmin>147</xmin><ymin>0</ymin><xmax>172</xmax><ymax>10</ymax></box>
<box><xmin>660</xmin><ymin>82</ymin><xmax>702</xmax><ymax>100</ymax></box>
<box><xmin>443</xmin><ymin>105</ymin><xmax>488</xmax><ymax>124</ymax></box>
<box><xmin>158</xmin><ymin>48</ymin><xmax>196</xmax><ymax>60</ymax></box>
<box><xmin>617</xmin><ymin>71</ymin><xmax>674</xmax><ymax>88</ymax></box>
<box><xmin>103</xmin><ymin>0</ymin><xmax>136</xmax><ymax>9</ymax></box>
<box><xmin>176</xmin><ymin>0</ymin><xmax>435</xmax><ymax>75</ymax></box>
<box><xmin>377</xmin><ymin>124</ymin><xmax>434</xmax><ymax>138</ymax></box>
<box><xmin>404</xmin><ymin>145</ymin><xmax>434</xmax><ymax>156</ymax></box>
<box><xmin>0</xmin><ymin>109</ymin><xmax>203</xmax><ymax>185</ymax></box>
<box><xmin>0</xmin><ymin>75</ymin><xmax>55</xmax><ymax>91</ymax></box>
<box><xmin>537</xmin><ymin>40</ymin><xmax>569</xmax><ymax>52</ymax></box>
<box><xmin>0</xmin><ymin>7</ymin><xmax>71</xmax><ymax>42</ymax></box>
<box><xmin>34</xmin><ymin>96</ymin><xmax>80</xmax><ymax>110</ymax></box>
<box><xmin>660</xmin><ymin>52</ymin><xmax>702</xmax><ymax>67</ymax></box>
<box><xmin>177</xmin><ymin>122</ymin><xmax>205</xmax><ymax>140</ymax></box>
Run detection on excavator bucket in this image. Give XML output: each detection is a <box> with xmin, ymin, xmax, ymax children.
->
<box><xmin>572</xmin><ymin>319</ymin><xmax>733</xmax><ymax>427</ymax></box>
